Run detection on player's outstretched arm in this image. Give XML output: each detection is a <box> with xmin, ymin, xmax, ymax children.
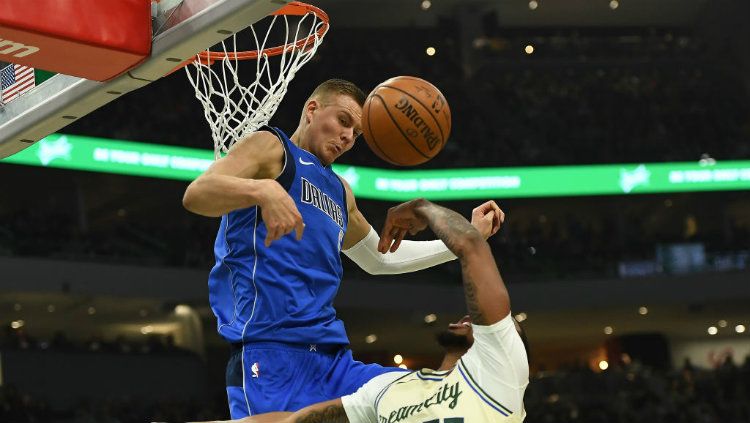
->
<box><xmin>182</xmin><ymin>131</ymin><xmax>304</xmax><ymax>245</ymax></box>
<box><xmin>193</xmin><ymin>399</ymin><xmax>350</xmax><ymax>423</ymax></box>
<box><xmin>379</xmin><ymin>199</ymin><xmax>509</xmax><ymax>325</ymax></box>
<box><xmin>285</xmin><ymin>399</ymin><xmax>349</xmax><ymax>423</ymax></box>
<box><xmin>339</xmin><ymin>177</ymin><xmax>501</xmax><ymax>275</ymax></box>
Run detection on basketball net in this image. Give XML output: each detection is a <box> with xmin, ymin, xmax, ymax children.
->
<box><xmin>184</xmin><ymin>2</ymin><xmax>328</xmax><ymax>159</ymax></box>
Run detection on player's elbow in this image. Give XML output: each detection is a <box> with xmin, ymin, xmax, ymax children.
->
<box><xmin>353</xmin><ymin>255</ymin><xmax>405</xmax><ymax>275</ymax></box>
<box><xmin>182</xmin><ymin>185</ymin><xmax>199</xmax><ymax>213</ymax></box>
<box><xmin>182</xmin><ymin>184</ymin><xmax>218</xmax><ymax>217</ymax></box>
<box><xmin>358</xmin><ymin>261</ymin><xmax>388</xmax><ymax>275</ymax></box>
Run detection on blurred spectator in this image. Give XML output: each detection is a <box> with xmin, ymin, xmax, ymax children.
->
<box><xmin>1</xmin><ymin>26</ymin><xmax>749</xmax><ymax>280</ymax></box>
<box><xmin>1</xmin><ymin>356</ymin><xmax>748</xmax><ymax>422</ymax></box>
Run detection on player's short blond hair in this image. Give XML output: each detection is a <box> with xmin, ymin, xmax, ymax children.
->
<box><xmin>307</xmin><ymin>79</ymin><xmax>366</xmax><ymax>107</ymax></box>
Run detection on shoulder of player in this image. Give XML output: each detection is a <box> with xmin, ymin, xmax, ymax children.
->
<box><xmin>229</xmin><ymin>130</ymin><xmax>284</xmax><ymax>156</ymax></box>
<box><xmin>336</xmin><ymin>175</ymin><xmax>352</xmax><ymax>194</ymax></box>
<box><xmin>336</xmin><ymin>175</ymin><xmax>357</xmax><ymax>209</ymax></box>
<box><xmin>226</xmin><ymin>130</ymin><xmax>285</xmax><ymax>178</ymax></box>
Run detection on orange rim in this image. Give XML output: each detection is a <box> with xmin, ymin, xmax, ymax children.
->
<box><xmin>194</xmin><ymin>1</ymin><xmax>328</xmax><ymax>65</ymax></box>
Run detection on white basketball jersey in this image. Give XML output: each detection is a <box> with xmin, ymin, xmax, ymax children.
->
<box><xmin>343</xmin><ymin>314</ymin><xmax>529</xmax><ymax>423</ymax></box>
<box><xmin>372</xmin><ymin>361</ymin><xmax>522</xmax><ymax>423</ymax></box>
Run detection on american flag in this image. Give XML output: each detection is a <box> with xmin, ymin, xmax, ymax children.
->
<box><xmin>1</xmin><ymin>63</ymin><xmax>35</xmax><ymax>104</ymax></box>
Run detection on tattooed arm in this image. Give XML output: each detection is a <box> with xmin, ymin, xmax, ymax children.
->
<box><xmin>290</xmin><ymin>400</ymin><xmax>349</xmax><ymax>423</ymax></box>
<box><xmin>214</xmin><ymin>399</ymin><xmax>349</xmax><ymax>423</ymax></box>
<box><xmin>378</xmin><ymin>199</ymin><xmax>510</xmax><ymax>325</ymax></box>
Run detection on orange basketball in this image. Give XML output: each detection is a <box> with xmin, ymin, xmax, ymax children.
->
<box><xmin>362</xmin><ymin>76</ymin><xmax>451</xmax><ymax>166</ymax></box>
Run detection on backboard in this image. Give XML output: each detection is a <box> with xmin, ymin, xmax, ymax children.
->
<box><xmin>0</xmin><ymin>0</ymin><xmax>290</xmax><ymax>159</ymax></box>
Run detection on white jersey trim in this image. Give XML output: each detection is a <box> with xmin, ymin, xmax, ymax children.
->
<box><xmin>239</xmin><ymin>206</ymin><xmax>261</xmax><ymax>416</ymax></box>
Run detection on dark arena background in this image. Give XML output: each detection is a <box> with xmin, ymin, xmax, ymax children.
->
<box><xmin>1</xmin><ymin>0</ymin><xmax>750</xmax><ymax>422</ymax></box>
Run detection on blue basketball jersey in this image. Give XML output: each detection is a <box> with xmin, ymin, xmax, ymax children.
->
<box><xmin>208</xmin><ymin>126</ymin><xmax>349</xmax><ymax>346</ymax></box>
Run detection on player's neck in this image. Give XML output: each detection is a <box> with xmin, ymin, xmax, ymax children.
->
<box><xmin>290</xmin><ymin>127</ymin><xmax>304</xmax><ymax>148</ymax></box>
<box><xmin>437</xmin><ymin>351</ymin><xmax>462</xmax><ymax>371</ymax></box>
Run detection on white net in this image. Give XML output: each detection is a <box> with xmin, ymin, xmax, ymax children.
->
<box><xmin>185</xmin><ymin>4</ymin><xmax>328</xmax><ymax>159</ymax></box>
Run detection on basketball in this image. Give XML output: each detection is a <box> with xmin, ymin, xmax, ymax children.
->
<box><xmin>362</xmin><ymin>76</ymin><xmax>451</xmax><ymax>166</ymax></box>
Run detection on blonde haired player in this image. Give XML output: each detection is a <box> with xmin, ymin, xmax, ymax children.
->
<box><xmin>201</xmin><ymin>198</ymin><xmax>529</xmax><ymax>423</ymax></box>
<box><xmin>183</xmin><ymin>79</ymin><xmax>504</xmax><ymax>418</ymax></box>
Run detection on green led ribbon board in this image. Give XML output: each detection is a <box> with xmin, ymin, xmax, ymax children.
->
<box><xmin>2</xmin><ymin>134</ymin><xmax>749</xmax><ymax>200</ymax></box>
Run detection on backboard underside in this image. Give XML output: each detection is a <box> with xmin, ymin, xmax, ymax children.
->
<box><xmin>0</xmin><ymin>0</ymin><xmax>290</xmax><ymax>159</ymax></box>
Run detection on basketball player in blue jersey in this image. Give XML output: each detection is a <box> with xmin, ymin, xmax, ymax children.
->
<box><xmin>182</xmin><ymin>79</ymin><xmax>503</xmax><ymax>418</ymax></box>
<box><xmin>195</xmin><ymin>199</ymin><xmax>529</xmax><ymax>423</ymax></box>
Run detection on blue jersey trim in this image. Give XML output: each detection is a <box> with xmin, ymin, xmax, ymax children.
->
<box><xmin>416</xmin><ymin>372</ymin><xmax>445</xmax><ymax>382</ymax></box>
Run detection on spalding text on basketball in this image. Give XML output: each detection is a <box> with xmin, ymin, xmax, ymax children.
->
<box><xmin>395</xmin><ymin>96</ymin><xmax>440</xmax><ymax>150</ymax></box>
<box><xmin>431</xmin><ymin>95</ymin><xmax>446</xmax><ymax>113</ymax></box>
<box><xmin>0</xmin><ymin>38</ymin><xmax>40</xmax><ymax>58</ymax></box>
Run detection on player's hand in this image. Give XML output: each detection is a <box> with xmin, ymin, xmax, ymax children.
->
<box><xmin>471</xmin><ymin>200</ymin><xmax>504</xmax><ymax>239</ymax></box>
<box><xmin>378</xmin><ymin>198</ymin><xmax>430</xmax><ymax>253</ymax></box>
<box><xmin>258</xmin><ymin>180</ymin><xmax>305</xmax><ymax>247</ymax></box>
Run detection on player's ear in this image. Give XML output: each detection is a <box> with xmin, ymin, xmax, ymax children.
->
<box><xmin>305</xmin><ymin>99</ymin><xmax>319</xmax><ymax>123</ymax></box>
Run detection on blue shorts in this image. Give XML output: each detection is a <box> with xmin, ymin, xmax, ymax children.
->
<box><xmin>226</xmin><ymin>341</ymin><xmax>404</xmax><ymax>418</ymax></box>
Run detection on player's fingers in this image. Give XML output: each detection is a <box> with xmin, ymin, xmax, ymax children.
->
<box><xmin>378</xmin><ymin>222</ymin><xmax>395</xmax><ymax>253</ymax></box>
<box><xmin>384</xmin><ymin>226</ymin><xmax>403</xmax><ymax>252</ymax></box>
<box><xmin>492</xmin><ymin>212</ymin><xmax>501</xmax><ymax>234</ymax></box>
<box><xmin>386</xmin><ymin>226</ymin><xmax>402</xmax><ymax>252</ymax></box>
<box><xmin>497</xmin><ymin>207</ymin><xmax>505</xmax><ymax>225</ymax></box>
<box><xmin>484</xmin><ymin>206</ymin><xmax>498</xmax><ymax>233</ymax></box>
<box><xmin>265</xmin><ymin>222</ymin><xmax>282</xmax><ymax>247</ymax></box>
<box><xmin>390</xmin><ymin>228</ymin><xmax>406</xmax><ymax>253</ymax></box>
<box><xmin>474</xmin><ymin>200</ymin><xmax>495</xmax><ymax>215</ymax></box>
<box><xmin>496</xmin><ymin>208</ymin><xmax>506</xmax><ymax>231</ymax></box>
<box><xmin>485</xmin><ymin>201</ymin><xmax>502</xmax><ymax>233</ymax></box>
<box><xmin>479</xmin><ymin>210</ymin><xmax>496</xmax><ymax>237</ymax></box>
<box><xmin>294</xmin><ymin>220</ymin><xmax>305</xmax><ymax>241</ymax></box>
<box><xmin>378</xmin><ymin>237</ymin><xmax>391</xmax><ymax>254</ymax></box>
<box><xmin>489</xmin><ymin>200</ymin><xmax>501</xmax><ymax>216</ymax></box>
<box><xmin>471</xmin><ymin>206</ymin><xmax>485</xmax><ymax>221</ymax></box>
<box><xmin>482</xmin><ymin>210</ymin><xmax>495</xmax><ymax>224</ymax></box>
<box><xmin>282</xmin><ymin>221</ymin><xmax>294</xmax><ymax>237</ymax></box>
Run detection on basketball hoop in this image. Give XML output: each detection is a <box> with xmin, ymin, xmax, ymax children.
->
<box><xmin>184</xmin><ymin>1</ymin><xmax>329</xmax><ymax>159</ymax></box>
